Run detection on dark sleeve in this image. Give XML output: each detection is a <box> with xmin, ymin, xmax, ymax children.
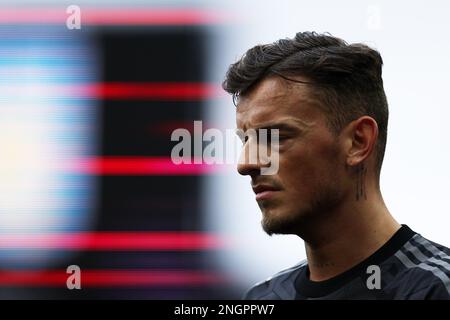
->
<box><xmin>407</xmin><ymin>280</ymin><xmax>450</xmax><ymax>300</ymax></box>
<box><xmin>242</xmin><ymin>280</ymin><xmax>278</xmax><ymax>300</ymax></box>
<box><xmin>423</xmin><ymin>281</ymin><xmax>450</xmax><ymax>300</ymax></box>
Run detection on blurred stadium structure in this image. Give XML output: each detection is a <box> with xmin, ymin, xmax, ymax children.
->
<box><xmin>0</xmin><ymin>2</ymin><xmax>241</xmax><ymax>299</ymax></box>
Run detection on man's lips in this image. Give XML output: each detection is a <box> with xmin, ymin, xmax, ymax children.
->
<box><xmin>252</xmin><ymin>184</ymin><xmax>281</xmax><ymax>200</ymax></box>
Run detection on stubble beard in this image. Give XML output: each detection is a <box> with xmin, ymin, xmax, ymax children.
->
<box><xmin>260</xmin><ymin>182</ymin><xmax>343</xmax><ymax>237</ymax></box>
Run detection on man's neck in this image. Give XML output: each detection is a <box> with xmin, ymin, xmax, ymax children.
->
<box><xmin>303</xmin><ymin>192</ymin><xmax>401</xmax><ymax>282</ymax></box>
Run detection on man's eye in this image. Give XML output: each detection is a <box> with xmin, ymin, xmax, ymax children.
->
<box><xmin>262</xmin><ymin>135</ymin><xmax>287</xmax><ymax>147</ymax></box>
<box><xmin>238</xmin><ymin>135</ymin><xmax>248</xmax><ymax>145</ymax></box>
<box><xmin>271</xmin><ymin>136</ymin><xmax>287</xmax><ymax>145</ymax></box>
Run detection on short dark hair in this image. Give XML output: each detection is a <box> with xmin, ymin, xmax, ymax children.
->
<box><xmin>222</xmin><ymin>31</ymin><xmax>389</xmax><ymax>173</ymax></box>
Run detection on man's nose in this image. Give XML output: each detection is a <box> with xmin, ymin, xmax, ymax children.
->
<box><xmin>237</xmin><ymin>140</ymin><xmax>263</xmax><ymax>176</ymax></box>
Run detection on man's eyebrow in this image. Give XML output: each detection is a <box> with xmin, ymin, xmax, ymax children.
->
<box><xmin>234</xmin><ymin>123</ymin><xmax>297</xmax><ymax>135</ymax></box>
<box><xmin>252</xmin><ymin>123</ymin><xmax>299</xmax><ymax>131</ymax></box>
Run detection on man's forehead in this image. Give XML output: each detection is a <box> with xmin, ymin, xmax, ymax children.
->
<box><xmin>236</xmin><ymin>76</ymin><xmax>319</xmax><ymax>129</ymax></box>
<box><xmin>238</xmin><ymin>76</ymin><xmax>294</xmax><ymax>107</ymax></box>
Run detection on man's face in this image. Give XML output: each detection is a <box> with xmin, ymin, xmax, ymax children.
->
<box><xmin>236</xmin><ymin>76</ymin><xmax>348</xmax><ymax>236</ymax></box>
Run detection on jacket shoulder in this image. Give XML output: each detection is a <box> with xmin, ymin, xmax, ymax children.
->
<box><xmin>392</xmin><ymin>234</ymin><xmax>450</xmax><ymax>299</ymax></box>
<box><xmin>243</xmin><ymin>260</ymin><xmax>307</xmax><ymax>300</ymax></box>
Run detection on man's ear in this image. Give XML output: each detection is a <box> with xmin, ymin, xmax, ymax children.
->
<box><xmin>343</xmin><ymin>116</ymin><xmax>379</xmax><ymax>167</ymax></box>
